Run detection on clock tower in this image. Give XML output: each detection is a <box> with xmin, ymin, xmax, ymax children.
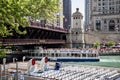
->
<box><xmin>71</xmin><ymin>8</ymin><xmax>84</xmax><ymax>48</ymax></box>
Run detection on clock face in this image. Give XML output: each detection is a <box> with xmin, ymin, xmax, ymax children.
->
<box><xmin>76</xmin><ymin>22</ymin><xmax>78</xmax><ymax>25</ymax></box>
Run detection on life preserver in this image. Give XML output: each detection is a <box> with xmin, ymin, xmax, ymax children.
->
<box><xmin>32</xmin><ymin>58</ymin><xmax>36</xmax><ymax>65</ymax></box>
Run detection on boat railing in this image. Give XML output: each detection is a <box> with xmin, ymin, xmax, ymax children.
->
<box><xmin>27</xmin><ymin>48</ymin><xmax>100</xmax><ymax>58</ymax></box>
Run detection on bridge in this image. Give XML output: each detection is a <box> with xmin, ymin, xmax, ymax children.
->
<box><xmin>0</xmin><ymin>21</ymin><xmax>68</xmax><ymax>48</ymax></box>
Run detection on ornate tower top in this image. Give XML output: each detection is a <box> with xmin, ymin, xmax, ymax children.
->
<box><xmin>72</xmin><ymin>8</ymin><xmax>83</xmax><ymax>19</ymax></box>
<box><xmin>72</xmin><ymin>8</ymin><xmax>83</xmax><ymax>29</ymax></box>
<box><xmin>76</xmin><ymin>8</ymin><xmax>79</xmax><ymax>12</ymax></box>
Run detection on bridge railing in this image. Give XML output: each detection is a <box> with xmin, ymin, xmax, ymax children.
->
<box><xmin>0</xmin><ymin>39</ymin><xmax>39</xmax><ymax>45</ymax></box>
<box><xmin>45</xmin><ymin>39</ymin><xmax>65</xmax><ymax>44</ymax></box>
<box><xmin>0</xmin><ymin>39</ymin><xmax>66</xmax><ymax>46</ymax></box>
<box><xmin>29</xmin><ymin>21</ymin><xmax>68</xmax><ymax>33</ymax></box>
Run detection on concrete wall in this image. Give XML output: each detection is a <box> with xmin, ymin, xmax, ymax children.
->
<box><xmin>84</xmin><ymin>31</ymin><xmax>120</xmax><ymax>44</ymax></box>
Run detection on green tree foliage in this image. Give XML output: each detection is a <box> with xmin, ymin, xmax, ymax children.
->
<box><xmin>93</xmin><ymin>41</ymin><xmax>100</xmax><ymax>49</ymax></box>
<box><xmin>107</xmin><ymin>41</ymin><xmax>115</xmax><ymax>47</ymax></box>
<box><xmin>0</xmin><ymin>0</ymin><xmax>60</xmax><ymax>37</ymax></box>
<box><xmin>0</xmin><ymin>42</ymin><xmax>11</xmax><ymax>57</ymax></box>
<box><xmin>0</xmin><ymin>49</ymin><xmax>6</xmax><ymax>57</ymax></box>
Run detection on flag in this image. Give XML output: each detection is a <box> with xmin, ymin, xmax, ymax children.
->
<box><xmin>64</xmin><ymin>18</ymin><xmax>67</xmax><ymax>22</ymax></box>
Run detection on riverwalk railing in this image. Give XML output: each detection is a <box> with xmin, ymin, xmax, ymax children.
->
<box><xmin>99</xmin><ymin>49</ymin><xmax>120</xmax><ymax>55</ymax></box>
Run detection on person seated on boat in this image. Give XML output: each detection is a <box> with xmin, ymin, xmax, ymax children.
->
<box><xmin>40</xmin><ymin>56</ymin><xmax>48</xmax><ymax>72</ymax></box>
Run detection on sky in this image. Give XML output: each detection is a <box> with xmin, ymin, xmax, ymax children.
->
<box><xmin>72</xmin><ymin>0</ymin><xmax>85</xmax><ymax>20</ymax></box>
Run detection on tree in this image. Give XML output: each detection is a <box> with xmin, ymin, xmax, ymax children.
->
<box><xmin>107</xmin><ymin>41</ymin><xmax>115</xmax><ymax>48</ymax></box>
<box><xmin>0</xmin><ymin>0</ymin><xmax>60</xmax><ymax>57</ymax></box>
<box><xmin>0</xmin><ymin>0</ymin><xmax>60</xmax><ymax>37</ymax></box>
<box><xmin>93</xmin><ymin>41</ymin><xmax>100</xmax><ymax>49</ymax></box>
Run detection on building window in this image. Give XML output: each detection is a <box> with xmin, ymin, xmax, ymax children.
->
<box><xmin>112</xmin><ymin>1</ymin><xmax>114</xmax><ymax>5</ymax></box>
<box><xmin>76</xmin><ymin>22</ymin><xmax>78</xmax><ymax>25</ymax></box>
<box><xmin>118</xmin><ymin>25</ymin><xmax>120</xmax><ymax>31</ymax></box>
<box><xmin>98</xmin><ymin>3</ymin><xmax>101</xmax><ymax>6</ymax></box>
<box><xmin>103</xmin><ymin>7</ymin><xmax>105</xmax><ymax>10</ymax></box>
<box><xmin>74</xmin><ymin>17</ymin><xmax>78</xmax><ymax>19</ymax></box>
<box><xmin>103</xmin><ymin>11</ymin><xmax>105</xmax><ymax>14</ymax></box>
<box><xmin>72</xmin><ymin>31</ymin><xmax>74</xmax><ymax>34</ymax></box>
<box><xmin>96</xmin><ymin>20</ymin><xmax>101</xmax><ymax>30</ymax></box>
<box><xmin>112</xmin><ymin>7</ymin><xmax>114</xmax><ymax>10</ymax></box>
<box><xmin>104</xmin><ymin>20</ymin><xmax>107</xmax><ymax>24</ymax></box>
<box><xmin>109</xmin><ymin>2</ymin><xmax>111</xmax><ymax>5</ymax></box>
<box><xmin>109</xmin><ymin>7</ymin><xmax>111</xmax><ymax>10</ymax></box>
<box><xmin>98</xmin><ymin>8</ymin><xmax>101</xmax><ymax>12</ymax></box>
<box><xmin>109</xmin><ymin>20</ymin><xmax>115</xmax><ymax>31</ymax></box>
<box><xmin>93</xmin><ymin>7</ymin><xmax>96</xmax><ymax>11</ymax></box>
<box><xmin>76</xmin><ymin>32</ymin><xmax>78</xmax><ymax>35</ymax></box>
<box><xmin>104</xmin><ymin>25</ymin><xmax>107</xmax><ymax>31</ymax></box>
<box><xmin>117</xmin><ymin>19</ymin><xmax>119</xmax><ymax>23</ymax></box>
<box><xmin>103</xmin><ymin>3</ymin><xmax>105</xmax><ymax>6</ymax></box>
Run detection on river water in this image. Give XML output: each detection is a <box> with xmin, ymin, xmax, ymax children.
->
<box><xmin>66</xmin><ymin>56</ymin><xmax>120</xmax><ymax>68</ymax></box>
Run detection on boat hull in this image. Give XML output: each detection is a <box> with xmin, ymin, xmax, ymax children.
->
<box><xmin>56</xmin><ymin>58</ymin><xmax>99</xmax><ymax>62</ymax></box>
<box><xmin>26</xmin><ymin>57</ymin><xmax>100</xmax><ymax>62</ymax></box>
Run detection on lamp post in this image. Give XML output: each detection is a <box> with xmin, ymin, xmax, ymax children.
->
<box><xmin>3</xmin><ymin>58</ymin><xmax>6</xmax><ymax>80</ymax></box>
<box><xmin>69</xmin><ymin>25</ymin><xmax>72</xmax><ymax>48</ymax></box>
<box><xmin>15</xmin><ymin>58</ymin><xmax>18</xmax><ymax>80</ymax></box>
<box><xmin>115</xmin><ymin>25</ymin><xmax>119</xmax><ymax>33</ymax></box>
<box><xmin>0</xmin><ymin>64</ymin><xmax>2</xmax><ymax>80</ymax></box>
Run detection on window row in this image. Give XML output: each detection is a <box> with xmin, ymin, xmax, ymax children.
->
<box><xmin>98</xmin><ymin>1</ymin><xmax>120</xmax><ymax>6</ymax></box>
<box><xmin>73</xmin><ymin>17</ymin><xmax>81</xmax><ymax>19</ymax></box>
<box><xmin>30</xmin><ymin>53</ymin><xmax>97</xmax><ymax>57</ymax></box>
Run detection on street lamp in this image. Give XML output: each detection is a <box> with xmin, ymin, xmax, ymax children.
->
<box><xmin>14</xmin><ymin>58</ymin><xmax>18</xmax><ymax>80</ymax></box>
<box><xmin>115</xmin><ymin>25</ymin><xmax>119</xmax><ymax>33</ymax></box>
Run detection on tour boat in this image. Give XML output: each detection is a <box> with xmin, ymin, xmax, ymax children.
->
<box><xmin>27</xmin><ymin>48</ymin><xmax>99</xmax><ymax>62</ymax></box>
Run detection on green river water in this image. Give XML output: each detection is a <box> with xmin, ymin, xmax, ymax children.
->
<box><xmin>67</xmin><ymin>56</ymin><xmax>120</xmax><ymax>68</ymax></box>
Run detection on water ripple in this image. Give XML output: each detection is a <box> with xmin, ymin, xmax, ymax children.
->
<box><xmin>100</xmin><ymin>59</ymin><xmax>120</xmax><ymax>62</ymax></box>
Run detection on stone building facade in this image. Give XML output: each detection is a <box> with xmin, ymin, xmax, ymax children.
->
<box><xmin>70</xmin><ymin>8</ymin><xmax>84</xmax><ymax>48</ymax></box>
<box><xmin>86</xmin><ymin>0</ymin><xmax>120</xmax><ymax>31</ymax></box>
<box><xmin>84</xmin><ymin>31</ymin><xmax>120</xmax><ymax>47</ymax></box>
<box><xmin>84</xmin><ymin>0</ymin><xmax>120</xmax><ymax>47</ymax></box>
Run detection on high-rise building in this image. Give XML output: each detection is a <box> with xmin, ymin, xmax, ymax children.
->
<box><xmin>56</xmin><ymin>0</ymin><xmax>63</xmax><ymax>28</ymax></box>
<box><xmin>85</xmin><ymin>0</ymin><xmax>120</xmax><ymax>31</ymax></box>
<box><xmin>63</xmin><ymin>0</ymin><xmax>72</xmax><ymax>29</ymax></box>
<box><xmin>45</xmin><ymin>0</ymin><xmax>63</xmax><ymax>28</ymax></box>
<box><xmin>85</xmin><ymin>0</ymin><xmax>90</xmax><ymax>30</ymax></box>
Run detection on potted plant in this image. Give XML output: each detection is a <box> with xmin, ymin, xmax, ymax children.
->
<box><xmin>93</xmin><ymin>41</ymin><xmax>100</xmax><ymax>49</ymax></box>
<box><xmin>107</xmin><ymin>41</ymin><xmax>115</xmax><ymax>48</ymax></box>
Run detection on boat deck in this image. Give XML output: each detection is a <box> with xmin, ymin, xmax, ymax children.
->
<box><xmin>1</xmin><ymin>62</ymin><xmax>120</xmax><ymax>80</ymax></box>
<box><xmin>29</xmin><ymin>65</ymin><xmax>120</xmax><ymax>80</ymax></box>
